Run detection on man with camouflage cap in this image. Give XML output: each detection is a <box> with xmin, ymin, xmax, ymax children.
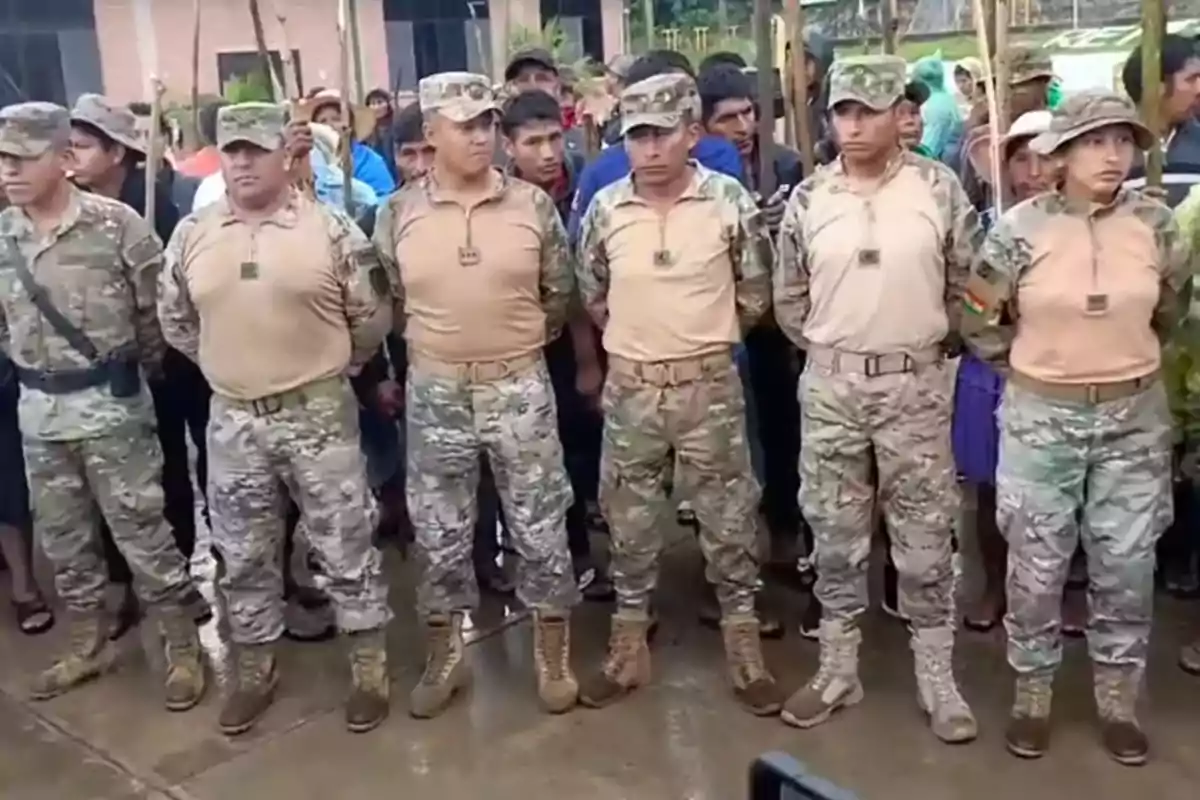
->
<box><xmin>576</xmin><ymin>72</ymin><xmax>782</xmax><ymax>716</ymax></box>
<box><xmin>159</xmin><ymin>102</ymin><xmax>394</xmax><ymax>736</ymax></box>
<box><xmin>774</xmin><ymin>55</ymin><xmax>981</xmax><ymax>742</ymax></box>
<box><xmin>373</xmin><ymin>72</ymin><xmax>580</xmax><ymax>719</ymax></box>
<box><xmin>964</xmin><ymin>90</ymin><xmax>1185</xmax><ymax>766</ymax></box>
<box><xmin>0</xmin><ymin>102</ymin><xmax>205</xmax><ymax>709</ymax></box>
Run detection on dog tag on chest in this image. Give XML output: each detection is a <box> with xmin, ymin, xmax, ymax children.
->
<box><xmin>1085</xmin><ymin>293</ymin><xmax>1109</xmax><ymax>315</ymax></box>
<box><xmin>240</xmin><ymin>261</ymin><xmax>259</xmax><ymax>280</ymax></box>
<box><xmin>857</xmin><ymin>248</ymin><xmax>880</xmax><ymax>267</ymax></box>
<box><xmin>653</xmin><ymin>249</ymin><xmax>674</xmax><ymax>267</ymax></box>
<box><xmin>457</xmin><ymin>246</ymin><xmax>481</xmax><ymax>267</ymax></box>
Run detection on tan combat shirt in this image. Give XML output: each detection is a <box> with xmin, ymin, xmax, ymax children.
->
<box><xmin>576</xmin><ymin>163</ymin><xmax>772</xmax><ymax>362</ymax></box>
<box><xmin>159</xmin><ymin>190</ymin><xmax>390</xmax><ymax>401</ymax></box>
<box><xmin>963</xmin><ymin>189</ymin><xmax>1190</xmax><ymax>384</ymax></box>
<box><xmin>775</xmin><ymin>151</ymin><xmax>981</xmax><ymax>355</ymax></box>
<box><xmin>0</xmin><ymin>188</ymin><xmax>163</xmax><ymax>440</ymax></box>
<box><xmin>373</xmin><ymin>168</ymin><xmax>573</xmax><ymax>364</ymax></box>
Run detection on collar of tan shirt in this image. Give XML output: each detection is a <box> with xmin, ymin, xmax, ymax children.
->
<box><xmin>607</xmin><ymin>160</ymin><xmax>712</xmax><ymax>207</ymax></box>
<box><xmin>215</xmin><ymin>188</ymin><xmax>303</xmax><ymax>229</ymax></box>
<box><xmin>421</xmin><ymin>166</ymin><xmax>511</xmax><ymax>208</ymax></box>
<box><xmin>828</xmin><ymin>147</ymin><xmax>909</xmax><ymax>191</ymax></box>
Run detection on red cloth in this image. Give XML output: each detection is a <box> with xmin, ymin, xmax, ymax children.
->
<box><xmin>561</xmin><ymin>106</ymin><xmax>577</xmax><ymax>130</ymax></box>
<box><xmin>176</xmin><ymin>146</ymin><xmax>222</xmax><ymax>179</ymax></box>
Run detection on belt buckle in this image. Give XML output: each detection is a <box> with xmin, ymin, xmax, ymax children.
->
<box><xmin>642</xmin><ymin>363</ymin><xmax>668</xmax><ymax>385</ymax></box>
<box><xmin>251</xmin><ymin>395</ymin><xmax>283</xmax><ymax>417</ymax></box>
<box><xmin>470</xmin><ymin>361</ymin><xmax>506</xmax><ymax>382</ymax></box>
<box><xmin>863</xmin><ymin>355</ymin><xmax>881</xmax><ymax>378</ymax></box>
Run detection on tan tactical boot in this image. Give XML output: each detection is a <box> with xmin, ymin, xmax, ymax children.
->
<box><xmin>29</xmin><ymin>612</ymin><xmax>114</xmax><ymax>701</ymax></box>
<box><xmin>533</xmin><ymin>610</ymin><xmax>578</xmax><ymax>713</ymax></box>
<box><xmin>1094</xmin><ymin>666</ymin><xmax>1149</xmax><ymax>766</ymax></box>
<box><xmin>781</xmin><ymin>620</ymin><xmax>863</xmax><ymax>728</ymax></box>
<box><xmin>409</xmin><ymin>613</ymin><xmax>470</xmax><ymax>719</ymax></box>
<box><xmin>912</xmin><ymin>626</ymin><xmax>977</xmax><ymax>744</ymax></box>
<box><xmin>219</xmin><ymin>644</ymin><xmax>279</xmax><ymax>736</ymax></box>
<box><xmin>1005</xmin><ymin>672</ymin><xmax>1053</xmax><ymax>759</ymax></box>
<box><xmin>579</xmin><ymin>612</ymin><xmax>652</xmax><ymax>708</ymax></box>
<box><xmin>160</xmin><ymin>611</ymin><xmax>207</xmax><ymax>712</ymax></box>
<box><xmin>721</xmin><ymin>615</ymin><xmax>784</xmax><ymax>715</ymax></box>
<box><xmin>345</xmin><ymin>628</ymin><xmax>390</xmax><ymax>733</ymax></box>
<box><xmin>1179</xmin><ymin>638</ymin><xmax>1200</xmax><ymax>676</ymax></box>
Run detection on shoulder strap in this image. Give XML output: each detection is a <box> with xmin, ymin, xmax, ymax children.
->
<box><xmin>6</xmin><ymin>239</ymin><xmax>101</xmax><ymax>363</ymax></box>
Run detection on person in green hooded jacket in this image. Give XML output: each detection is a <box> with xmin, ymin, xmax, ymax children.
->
<box><xmin>911</xmin><ymin>54</ymin><xmax>963</xmax><ymax>160</ymax></box>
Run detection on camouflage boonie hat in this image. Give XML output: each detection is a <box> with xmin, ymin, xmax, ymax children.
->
<box><xmin>827</xmin><ymin>55</ymin><xmax>906</xmax><ymax>111</ymax></box>
<box><xmin>619</xmin><ymin>73</ymin><xmax>701</xmax><ymax>136</ymax></box>
<box><xmin>1029</xmin><ymin>90</ymin><xmax>1154</xmax><ymax>155</ymax></box>
<box><xmin>216</xmin><ymin>102</ymin><xmax>287</xmax><ymax>151</ymax></box>
<box><xmin>1005</xmin><ymin>45</ymin><xmax>1054</xmax><ymax>86</ymax></box>
<box><xmin>0</xmin><ymin>102</ymin><xmax>70</xmax><ymax>158</ymax></box>
<box><xmin>70</xmin><ymin>94</ymin><xmax>145</xmax><ymax>154</ymax></box>
<box><xmin>419</xmin><ymin>72</ymin><xmax>498</xmax><ymax>123</ymax></box>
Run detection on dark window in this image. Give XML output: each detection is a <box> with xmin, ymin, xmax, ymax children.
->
<box><xmin>0</xmin><ymin>31</ymin><xmax>67</xmax><ymax>106</ymax></box>
<box><xmin>541</xmin><ymin>0</ymin><xmax>603</xmax><ymax>61</ymax></box>
<box><xmin>6</xmin><ymin>0</ymin><xmax>95</xmax><ymax>28</ymax></box>
<box><xmin>384</xmin><ymin>0</ymin><xmax>488</xmax><ymax>22</ymax></box>
<box><xmin>216</xmin><ymin>50</ymin><xmax>304</xmax><ymax>97</ymax></box>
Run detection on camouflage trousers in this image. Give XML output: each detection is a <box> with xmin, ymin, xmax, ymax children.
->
<box><xmin>998</xmin><ymin>380</ymin><xmax>1172</xmax><ymax>675</ymax></box>
<box><xmin>600</xmin><ymin>352</ymin><xmax>760</xmax><ymax>618</ymax></box>
<box><xmin>799</xmin><ymin>359</ymin><xmax>958</xmax><ymax>628</ymax></box>
<box><xmin>406</xmin><ymin>355</ymin><xmax>577</xmax><ymax>615</ymax></box>
<box><xmin>23</xmin><ymin>423</ymin><xmax>192</xmax><ymax>613</ymax></box>
<box><xmin>207</xmin><ymin>377</ymin><xmax>391</xmax><ymax>645</ymax></box>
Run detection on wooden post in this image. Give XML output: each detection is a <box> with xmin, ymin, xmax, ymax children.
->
<box><xmin>271</xmin><ymin>0</ymin><xmax>301</xmax><ymax>98</ymax></box>
<box><xmin>190</xmin><ymin>0</ymin><xmax>201</xmax><ymax>150</ymax></box>
<box><xmin>249</xmin><ymin>0</ymin><xmax>285</xmax><ymax>100</ymax></box>
<box><xmin>1141</xmin><ymin>0</ymin><xmax>1166</xmax><ymax>188</ymax></box>
<box><xmin>881</xmin><ymin>0</ymin><xmax>897</xmax><ymax>55</ymax></box>
<box><xmin>994</xmin><ymin>0</ymin><xmax>1010</xmax><ymax>131</ymax></box>
<box><xmin>145</xmin><ymin>79</ymin><xmax>164</xmax><ymax>225</ymax></box>
<box><xmin>753</xmin><ymin>0</ymin><xmax>776</xmax><ymax>197</ymax></box>
<box><xmin>338</xmin><ymin>0</ymin><xmax>354</xmax><ymax>215</ymax></box>
<box><xmin>348</xmin><ymin>0</ymin><xmax>365</xmax><ymax>102</ymax></box>
<box><xmin>972</xmin><ymin>0</ymin><xmax>1004</xmax><ymax>213</ymax></box>
<box><xmin>788</xmin><ymin>0</ymin><xmax>815</xmax><ymax>175</ymax></box>
<box><xmin>643</xmin><ymin>0</ymin><xmax>655</xmax><ymax>49</ymax></box>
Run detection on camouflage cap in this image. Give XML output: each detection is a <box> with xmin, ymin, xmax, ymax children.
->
<box><xmin>0</xmin><ymin>102</ymin><xmax>71</xmax><ymax>158</ymax></box>
<box><xmin>70</xmin><ymin>93</ymin><xmax>145</xmax><ymax>154</ymax></box>
<box><xmin>419</xmin><ymin>72</ymin><xmax>498</xmax><ymax>123</ymax></box>
<box><xmin>216</xmin><ymin>102</ymin><xmax>287</xmax><ymax>151</ymax></box>
<box><xmin>1005</xmin><ymin>45</ymin><xmax>1054</xmax><ymax>86</ymax></box>
<box><xmin>1028</xmin><ymin>90</ymin><xmax>1154</xmax><ymax>155</ymax></box>
<box><xmin>827</xmin><ymin>55</ymin><xmax>906</xmax><ymax>111</ymax></box>
<box><xmin>618</xmin><ymin>73</ymin><xmax>701</xmax><ymax>136</ymax></box>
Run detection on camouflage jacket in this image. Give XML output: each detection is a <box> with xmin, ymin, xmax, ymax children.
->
<box><xmin>0</xmin><ymin>187</ymin><xmax>164</xmax><ymax>441</ymax></box>
<box><xmin>575</xmin><ymin>162</ymin><xmax>772</xmax><ymax>331</ymax></box>
<box><xmin>962</xmin><ymin>189</ymin><xmax>1191</xmax><ymax>381</ymax></box>
<box><xmin>1166</xmin><ymin>186</ymin><xmax>1200</xmax><ymax>446</ymax></box>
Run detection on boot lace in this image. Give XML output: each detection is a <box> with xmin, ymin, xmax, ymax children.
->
<box><xmin>237</xmin><ymin>648</ymin><xmax>270</xmax><ymax>691</ymax></box>
<box><xmin>538</xmin><ymin>618</ymin><xmax>568</xmax><ymax>682</ymax></box>
<box><xmin>919</xmin><ymin>641</ymin><xmax>970</xmax><ymax>716</ymax></box>
<box><xmin>602</xmin><ymin>620</ymin><xmax>641</xmax><ymax>680</ymax></box>
<box><xmin>1014</xmin><ymin>676</ymin><xmax>1052</xmax><ymax>718</ymax></box>
<box><xmin>420</xmin><ymin>623</ymin><xmax>455</xmax><ymax>685</ymax></box>
<box><xmin>727</xmin><ymin>623</ymin><xmax>766</xmax><ymax>684</ymax></box>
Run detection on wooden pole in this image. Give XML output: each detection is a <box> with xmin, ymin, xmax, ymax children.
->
<box><xmin>270</xmin><ymin>0</ymin><xmax>301</xmax><ymax>98</ymax></box>
<box><xmin>249</xmin><ymin>0</ymin><xmax>285</xmax><ymax>100</ymax></box>
<box><xmin>643</xmin><ymin>0</ymin><xmax>655</xmax><ymax>49</ymax></box>
<box><xmin>972</xmin><ymin>0</ymin><xmax>1005</xmax><ymax>214</ymax></box>
<box><xmin>788</xmin><ymin>0</ymin><xmax>815</xmax><ymax>175</ymax></box>
<box><xmin>338</xmin><ymin>0</ymin><xmax>354</xmax><ymax>215</ymax></box>
<box><xmin>145</xmin><ymin>79</ymin><xmax>164</xmax><ymax>226</ymax></box>
<box><xmin>753</xmin><ymin>0</ymin><xmax>776</xmax><ymax>197</ymax></box>
<box><xmin>1141</xmin><ymin>0</ymin><xmax>1166</xmax><ymax>188</ymax></box>
<box><xmin>190</xmin><ymin>0</ymin><xmax>201</xmax><ymax>150</ymax></box>
<box><xmin>348</xmin><ymin>0</ymin><xmax>365</xmax><ymax>102</ymax></box>
<box><xmin>881</xmin><ymin>0</ymin><xmax>897</xmax><ymax>55</ymax></box>
<box><xmin>994</xmin><ymin>0</ymin><xmax>1010</xmax><ymax>131</ymax></box>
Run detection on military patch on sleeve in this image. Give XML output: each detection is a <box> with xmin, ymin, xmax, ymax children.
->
<box><xmin>125</xmin><ymin>234</ymin><xmax>162</xmax><ymax>266</ymax></box>
<box><xmin>964</xmin><ymin>273</ymin><xmax>1002</xmax><ymax>316</ymax></box>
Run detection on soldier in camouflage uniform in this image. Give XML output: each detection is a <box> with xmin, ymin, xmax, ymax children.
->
<box><xmin>963</xmin><ymin>91</ymin><xmax>1188</xmax><ymax>765</ymax></box>
<box><xmin>576</xmin><ymin>73</ymin><xmax>782</xmax><ymax>715</ymax></box>
<box><xmin>159</xmin><ymin>103</ymin><xmax>393</xmax><ymax>735</ymax></box>
<box><xmin>774</xmin><ymin>56</ymin><xmax>979</xmax><ymax>742</ymax></box>
<box><xmin>0</xmin><ymin>102</ymin><xmax>204</xmax><ymax>709</ymax></box>
<box><xmin>373</xmin><ymin>73</ymin><xmax>580</xmax><ymax>718</ymax></box>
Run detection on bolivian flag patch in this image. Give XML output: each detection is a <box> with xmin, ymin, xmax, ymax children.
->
<box><xmin>964</xmin><ymin>289</ymin><xmax>988</xmax><ymax>316</ymax></box>
<box><xmin>963</xmin><ymin>273</ymin><xmax>1000</xmax><ymax>317</ymax></box>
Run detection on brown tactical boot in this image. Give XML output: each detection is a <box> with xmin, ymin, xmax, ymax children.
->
<box><xmin>533</xmin><ymin>610</ymin><xmax>578</xmax><ymax>713</ymax></box>
<box><xmin>579</xmin><ymin>612</ymin><xmax>652</xmax><ymax>708</ymax></box>
<box><xmin>219</xmin><ymin>644</ymin><xmax>279</xmax><ymax>736</ymax></box>
<box><xmin>30</xmin><ymin>612</ymin><xmax>115</xmax><ymax>700</ymax></box>
<box><xmin>345</xmin><ymin>628</ymin><xmax>390</xmax><ymax>733</ymax></box>
<box><xmin>1094</xmin><ymin>666</ymin><xmax>1149</xmax><ymax>766</ymax></box>
<box><xmin>721</xmin><ymin>615</ymin><xmax>784</xmax><ymax>715</ymax></box>
<box><xmin>911</xmin><ymin>626</ymin><xmax>977</xmax><ymax>743</ymax></box>
<box><xmin>409</xmin><ymin>613</ymin><xmax>470</xmax><ymax>719</ymax></box>
<box><xmin>781</xmin><ymin>620</ymin><xmax>863</xmax><ymax>728</ymax></box>
<box><xmin>159</xmin><ymin>611</ymin><xmax>207</xmax><ymax>712</ymax></box>
<box><xmin>1005</xmin><ymin>672</ymin><xmax>1053</xmax><ymax>759</ymax></box>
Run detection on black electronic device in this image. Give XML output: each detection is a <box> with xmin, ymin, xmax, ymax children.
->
<box><xmin>748</xmin><ymin>752</ymin><xmax>859</xmax><ymax>800</ymax></box>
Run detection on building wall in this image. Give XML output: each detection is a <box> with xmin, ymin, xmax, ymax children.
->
<box><xmin>93</xmin><ymin>0</ymin><xmax>390</xmax><ymax>103</ymax></box>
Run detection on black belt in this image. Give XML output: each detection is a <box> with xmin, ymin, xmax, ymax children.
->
<box><xmin>15</xmin><ymin>362</ymin><xmax>110</xmax><ymax>394</ymax></box>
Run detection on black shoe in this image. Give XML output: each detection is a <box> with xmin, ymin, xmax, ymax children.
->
<box><xmin>799</xmin><ymin>597</ymin><xmax>821</xmax><ymax>640</ymax></box>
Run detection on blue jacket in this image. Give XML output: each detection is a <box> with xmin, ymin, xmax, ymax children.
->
<box><xmin>351</xmin><ymin>140</ymin><xmax>396</xmax><ymax>197</ymax></box>
<box><xmin>912</xmin><ymin>56</ymin><xmax>963</xmax><ymax>162</ymax></box>
<box><xmin>567</xmin><ymin>135</ymin><xmax>744</xmax><ymax>242</ymax></box>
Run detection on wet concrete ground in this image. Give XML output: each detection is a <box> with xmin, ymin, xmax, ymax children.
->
<box><xmin>2</xmin><ymin>528</ymin><xmax>1199</xmax><ymax>800</ymax></box>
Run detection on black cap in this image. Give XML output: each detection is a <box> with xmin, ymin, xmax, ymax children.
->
<box><xmin>903</xmin><ymin>80</ymin><xmax>930</xmax><ymax>106</ymax></box>
<box><xmin>505</xmin><ymin>48</ymin><xmax>557</xmax><ymax>82</ymax></box>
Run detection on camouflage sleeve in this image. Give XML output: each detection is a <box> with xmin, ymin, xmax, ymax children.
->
<box><xmin>534</xmin><ymin>189</ymin><xmax>574</xmax><ymax>340</ymax></box>
<box><xmin>157</xmin><ymin>215</ymin><xmax>202</xmax><ymax>363</ymax></box>
<box><xmin>119</xmin><ymin>208</ymin><xmax>167</xmax><ymax>374</ymax></box>
<box><xmin>961</xmin><ymin>214</ymin><xmax>1026</xmax><ymax>371</ymax></box>
<box><xmin>326</xmin><ymin>205</ymin><xmax>391</xmax><ymax>369</ymax></box>
<box><xmin>728</xmin><ymin>178</ymin><xmax>772</xmax><ymax>330</ymax></box>
<box><xmin>1150</xmin><ymin>203</ymin><xmax>1193</xmax><ymax>344</ymax></box>
<box><xmin>940</xmin><ymin>170</ymin><xmax>985</xmax><ymax>351</ymax></box>
<box><xmin>575</xmin><ymin>195</ymin><xmax>610</xmax><ymax>329</ymax></box>
<box><xmin>370</xmin><ymin>196</ymin><xmax>406</xmax><ymax>337</ymax></box>
<box><xmin>773</xmin><ymin>183</ymin><xmax>811</xmax><ymax>349</ymax></box>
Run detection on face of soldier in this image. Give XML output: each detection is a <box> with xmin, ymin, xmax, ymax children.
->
<box><xmin>1060</xmin><ymin>124</ymin><xmax>1137</xmax><ymax>200</ymax></box>
<box><xmin>504</xmin><ymin>119</ymin><xmax>565</xmax><ymax>186</ymax></box>
<box><xmin>706</xmin><ymin>97</ymin><xmax>756</xmax><ymax>157</ymax></box>
<box><xmin>426</xmin><ymin>112</ymin><xmax>497</xmax><ymax>179</ymax></box>
<box><xmin>831</xmin><ymin>102</ymin><xmax>898</xmax><ymax>162</ymax></box>
<box><xmin>395</xmin><ymin>140</ymin><xmax>435</xmax><ymax>184</ymax></box>
<box><xmin>1165</xmin><ymin>56</ymin><xmax>1200</xmax><ymax>126</ymax></box>
<box><xmin>220</xmin><ymin>143</ymin><xmax>290</xmax><ymax>208</ymax></box>
<box><xmin>68</xmin><ymin>127</ymin><xmax>126</xmax><ymax>190</ymax></box>
<box><xmin>0</xmin><ymin>148</ymin><xmax>70</xmax><ymax>207</ymax></box>
<box><xmin>511</xmin><ymin>65</ymin><xmax>560</xmax><ymax>98</ymax></box>
<box><xmin>625</xmin><ymin>122</ymin><xmax>702</xmax><ymax>187</ymax></box>
<box><xmin>895</xmin><ymin>99</ymin><xmax>923</xmax><ymax>150</ymax></box>
<box><xmin>1005</xmin><ymin>140</ymin><xmax>1054</xmax><ymax>202</ymax></box>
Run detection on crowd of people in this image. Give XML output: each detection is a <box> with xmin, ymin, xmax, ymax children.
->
<box><xmin>1</xmin><ymin>29</ymin><xmax>1200</xmax><ymax>772</ymax></box>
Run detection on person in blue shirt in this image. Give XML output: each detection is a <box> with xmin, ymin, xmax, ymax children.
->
<box><xmin>310</xmin><ymin>91</ymin><xmax>396</xmax><ymax>197</ymax></box>
<box><xmin>567</xmin><ymin>50</ymin><xmax>743</xmax><ymax>242</ymax></box>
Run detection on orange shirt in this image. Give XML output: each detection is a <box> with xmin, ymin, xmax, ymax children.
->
<box><xmin>176</xmin><ymin>146</ymin><xmax>222</xmax><ymax>180</ymax></box>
